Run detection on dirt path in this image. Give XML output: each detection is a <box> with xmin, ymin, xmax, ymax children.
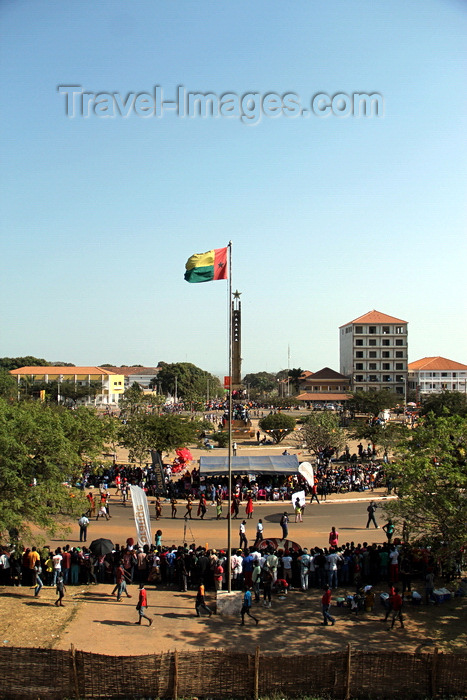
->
<box><xmin>52</xmin><ymin>583</ymin><xmax>466</xmax><ymax>657</ymax></box>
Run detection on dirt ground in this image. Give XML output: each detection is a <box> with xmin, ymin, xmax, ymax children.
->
<box><xmin>1</xmin><ymin>579</ymin><xmax>465</xmax><ymax>657</ymax></box>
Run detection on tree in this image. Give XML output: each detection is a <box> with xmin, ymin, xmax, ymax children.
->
<box><xmin>119</xmin><ymin>413</ymin><xmax>204</xmax><ymax>464</ymax></box>
<box><xmin>157</xmin><ymin>362</ymin><xmax>221</xmax><ymax>400</ymax></box>
<box><xmin>383</xmin><ymin>414</ymin><xmax>467</xmax><ymax>564</ymax></box>
<box><xmin>243</xmin><ymin>372</ymin><xmax>277</xmax><ymax>395</ymax></box>
<box><xmin>0</xmin><ymin>369</ymin><xmax>16</xmax><ymax>399</ymax></box>
<box><xmin>58</xmin><ymin>380</ymin><xmax>101</xmax><ymax>405</ymax></box>
<box><xmin>120</xmin><ymin>382</ymin><xmax>152</xmax><ymax>416</ymax></box>
<box><xmin>349</xmin><ymin>421</ymin><xmax>409</xmax><ymax>458</ymax></box>
<box><xmin>288</xmin><ymin>368</ymin><xmax>303</xmax><ymax>395</ymax></box>
<box><xmin>258</xmin><ymin>413</ymin><xmax>296</xmax><ymax>443</ymax></box>
<box><xmin>420</xmin><ymin>391</ymin><xmax>467</xmax><ymax>419</ymax></box>
<box><xmin>299</xmin><ymin>412</ymin><xmax>346</xmax><ymax>456</ymax></box>
<box><xmin>346</xmin><ymin>390</ymin><xmax>400</xmax><ymax>417</ymax></box>
<box><xmin>0</xmin><ymin>400</ymin><xmax>110</xmax><ymax>540</ymax></box>
<box><xmin>0</xmin><ymin>356</ymin><xmax>50</xmax><ymax>371</ymax></box>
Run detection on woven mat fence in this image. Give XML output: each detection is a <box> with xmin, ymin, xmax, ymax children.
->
<box><xmin>0</xmin><ymin>645</ymin><xmax>465</xmax><ymax>699</ymax></box>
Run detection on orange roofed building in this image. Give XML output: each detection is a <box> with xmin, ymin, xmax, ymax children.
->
<box><xmin>408</xmin><ymin>357</ymin><xmax>467</xmax><ymax>396</ymax></box>
<box><xmin>297</xmin><ymin>367</ymin><xmax>351</xmax><ymax>405</ymax></box>
<box><xmin>9</xmin><ymin>366</ymin><xmax>125</xmax><ymax>405</ymax></box>
<box><xmin>339</xmin><ymin>310</ymin><xmax>408</xmax><ymax>394</ymax></box>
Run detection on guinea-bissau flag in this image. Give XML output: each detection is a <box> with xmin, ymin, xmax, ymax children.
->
<box><xmin>184</xmin><ymin>247</ymin><xmax>228</xmax><ymax>283</ymax></box>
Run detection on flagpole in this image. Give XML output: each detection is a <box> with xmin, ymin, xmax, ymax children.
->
<box><xmin>227</xmin><ymin>240</ymin><xmax>232</xmax><ymax>592</ymax></box>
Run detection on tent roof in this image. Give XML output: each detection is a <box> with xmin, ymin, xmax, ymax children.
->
<box><xmin>199</xmin><ymin>454</ymin><xmax>299</xmax><ymax>476</ymax></box>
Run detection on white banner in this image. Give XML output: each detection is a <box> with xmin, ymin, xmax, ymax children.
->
<box><xmin>298</xmin><ymin>461</ymin><xmax>314</xmax><ymax>487</ymax></box>
<box><xmin>129</xmin><ymin>485</ymin><xmax>152</xmax><ymax>548</ymax></box>
<box><xmin>291</xmin><ymin>489</ymin><xmax>306</xmax><ymax>507</ymax></box>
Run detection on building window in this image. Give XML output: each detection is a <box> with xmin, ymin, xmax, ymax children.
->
<box><xmin>382</xmin><ymin>351</ymin><xmax>390</xmax><ymax>358</ymax></box>
<box><xmin>355</xmin><ymin>363</ymin><xmax>363</xmax><ymax>370</ymax></box>
<box><xmin>382</xmin><ymin>339</ymin><xmax>390</xmax><ymax>346</ymax></box>
<box><xmin>383</xmin><ymin>375</ymin><xmax>391</xmax><ymax>382</ymax></box>
<box><xmin>355</xmin><ymin>326</ymin><xmax>363</xmax><ymax>334</ymax></box>
<box><xmin>395</xmin><ymin>339</ymin><xmax>403</xmax><ymax>346</ymax></box>
<box><xmin>356</xmin><ymin>351</ymin><xmax>363</xmax><ymax>358</ymax></box>
<box><xmin>369</xmin><ymin>351</ymin><xmax>377</xmax><ymax>358</ymax></box>
<box><xmin>395</xmin><ymin>363</ymin><xmax>404</xmax><ymax>370</ymax></box>
<box><xmin>369</xmin><ymin>326</ymin><xmax>376</xmax><ymax>334</ymax></box>
<box><xmin>383</xmin><ymin>363</ymin><xmax>390</xmax><ymax>370</ymax></box>
<box><xmin>356</xmin><ymin>339</ymin><xmax>363</xmax><ymax>346</ymax></box>
<box><xmin>355</xmin><ymin>375</ymin><xmax>363</xmax><ymax>382</ymax></box>
<box><xmin>395</xmin><ymin>351</ymin><xmax>403</xmax><ymax>358</ymax></box>
<box><xmin>441</xmin><ymin>373</ymin><xmax>448</xmax><ymax>377</ymax></box>
<box><xmin>368</xmin><ymin>375</ymin><xmax>378</xmax><ymax>382</ymax></box>
<box><xmin>395</xmin><ymin>326</ymin><xmax>405</xmax><ymax>334</ymax></box>
<box><xmin>368</xmin><ymin>339</ymin><xmax>377</xmax><ymax>346</ymax></box>
<box><xmin>368</xmin><ymin>363</ymin><xmax>377</xmax><ymax>370</ymax></box>
<box><xmin>453</xmin><ymin>373</ymin><xmax>457</xmax><ymax>378</ymax></box>
<box><xmin>382</xmin><ymin>326</ymin><xmax>390</xmax><ymax>334</ymax></box>
<box><xmin>396</xmin><ymin>375</ymin><xmax>404</xmax><ymax>382</ymax></box>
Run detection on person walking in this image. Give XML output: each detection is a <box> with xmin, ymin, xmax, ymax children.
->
<box><xmin>245</xmin><ymin>495</ymin><xmax>254</xmax><ymax>519</ymax></box>
<box><xmin>135</xmin><ymin>583</ymin><xmax>152</xmax><ymax>626</ymax></box>
<box><xmin>34</xmin><ymin>561</ymin><xmax>43</xmax><ymax>597</ymax></box>
<box><xmin>294</xmin><ymin>498</ymin><xmax>303</xmax><ymax>523</ymax></box>
<box><xmin>310</xmin><ymin>483</ymin><xmax>320</xmax><ymax>504</ymax></box>
<box><xmin>241</xmin><ymin>586</ymin><xmax>259</xmax><ymax>625</ymax></box>
<box><xmin>255</xmin><ymin>519</ymin><xmax>264</xmax><ymax>546</ymax></box>
<box><xmin>78</xmin><ymin>514</ymin><xmax>89</xmax><ymax>542</ymax></box>
<box><xmin>96</xmin><ymin>503</ymin><xmax>110</xmax><ymax>521</ymax></box>
<box><xmin>388</xmin><ymin>587</ymin><xmax>404</xmax><ymax>629</ymax></box>
<box><xmin>114</xmin><ymin>562</ymin><xmax>132</xmax><ymax>601</ymax></box>
<box><xmin>321</xmin><ymin>585</ymin><xmax>336</xmax><ymax>626</ymax></box>
<box><xmin>155</xmin><ymin>497</ymin><xmax>162</xmax><ymax>520</ymax></box>
<box><xmin>195</xmin><ymin>581</ymin><xmax>212</xmax><ymax>617</ymax></box>
<box><xmin>382</xmin><ymin>519</ymin><xmax>395</xmax><ymax>543</ymax></box>
<box><xmin>239</xmin><ymin>521</ymin><xmax>248</xmax><ymax>549</ymax></box>
<box><xmin>280</xmin><ymin>512</ymin><xmax>289</xmax><ymax>539</ymax></box>
<box><xmin>232</xmin><ymin>442</ymin><xmax>237</xmax><ymax>456</ymax></box>
<box><xmin>184</xmin><ymin>496</ymin><xmax>193</xmax><ymax>520</ymax></box>
<box><xmin>55</xmin><ymin>574</ymin><xmax>66</xmax><ymax>607</ymax></box>
<box><xmin>366</xmin><ymin>501</ymin><xmax>379</xmax><ymax>528</ymax></box>
<box><xmin>197</xmin><ymin>493</ymin><xmax>207</xmax><ymax>519</ymax></box>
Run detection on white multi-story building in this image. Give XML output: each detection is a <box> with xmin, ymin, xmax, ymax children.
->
<box><xmin>339</xmin><ymin>310</ymin><xmax>408</xmax><ymax>394</ymax></box>
<box><xmin>408</xmin><ymin>357</ymin><xmax>467</xmax><ymax>396</ymax></box>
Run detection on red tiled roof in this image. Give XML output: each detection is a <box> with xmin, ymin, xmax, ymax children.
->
<box><xmin>103</xmin><ymin>366</ymin><xmax>160</xmax><ymax>376</ymax></box>
<box><xmin>305</xmin><ymin>367</ymin><xmax>350</xmax><ymax>381</ymax></box>
<box><xmin>10</xmin><ymin>366</ymin><xmax>120</xmax><ymax>376</ymax></box>
<box><xmin>408</xmin><ymin>357</ymin><xmax>467</xmax><ymax>371</ymax></box>
<box><xmin>340</xmin><ymin>310</ymin><xmax>407</xmax><ymax>327</ymax></box>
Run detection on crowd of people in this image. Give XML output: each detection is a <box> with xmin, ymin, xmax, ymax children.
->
<box><xmin>1</xmin><ymin>530</ymin><xmax>462</xmax><ymax>607</ymax></box>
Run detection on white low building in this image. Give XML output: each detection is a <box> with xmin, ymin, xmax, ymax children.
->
<box><xmin>408</xmin><ymin>357</ymin><xmax>467</xmax><ymax>395</ymax></box>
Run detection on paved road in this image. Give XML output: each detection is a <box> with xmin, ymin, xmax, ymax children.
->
<box><xmin>65</xmin><ymin>490</ymin><xmax>395</xmax><ymax>551</ymax></box>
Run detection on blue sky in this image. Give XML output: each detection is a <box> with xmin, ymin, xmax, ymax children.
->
<box><xmin>1</xmin><ymin>0</ymin><xmax>466</xmax><ymax>376</ymax></box>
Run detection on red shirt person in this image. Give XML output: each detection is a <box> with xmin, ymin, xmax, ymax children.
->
<box><xmin>135</xmin><ymin>584</ymin><xmax>152</xmax><ymax>626</ymax></box>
